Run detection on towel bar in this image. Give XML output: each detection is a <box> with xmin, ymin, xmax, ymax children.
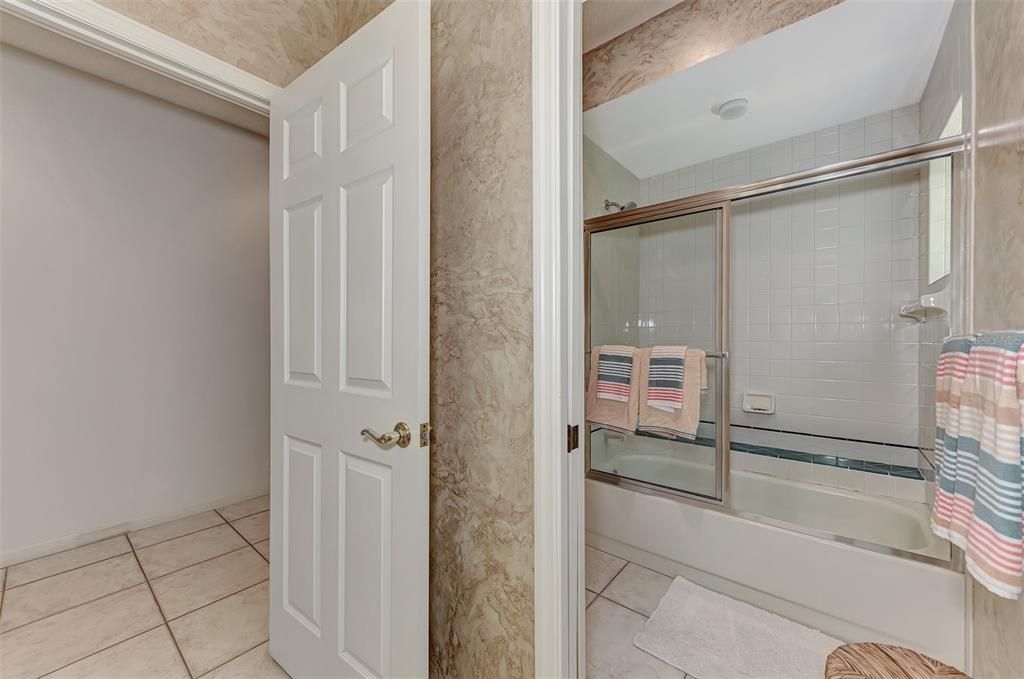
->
<box><xmin>584</xmin><ymin>349</ymin><xmax>728</xmax><ymax>359</ymax></box>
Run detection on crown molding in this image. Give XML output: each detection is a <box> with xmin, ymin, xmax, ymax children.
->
<box><xmin>0</xmin><ymin>0</ymin><xmax>278</xmax><ymax>116</ymax></box>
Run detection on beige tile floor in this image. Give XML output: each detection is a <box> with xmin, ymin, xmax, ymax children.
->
<box><xmin>0</xmin><ymin>495</ymin><xmax>287</xmax><ymax>679</ymax></box>
<box><xmin>585</xmin><ymin>545</ymin><xmax>697</xmax><ymax>679</ymax></box>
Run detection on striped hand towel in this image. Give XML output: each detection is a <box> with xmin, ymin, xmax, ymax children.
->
<box><xmin>587</xmin><ymin>345</ymin><xmax>641</xmax><ymax>434</ymax></box>
<box><xmin>637</xmin><ymin>347</ymin><xmax>706</xmax><ymax>440</ymax></box>
<box><xmin>596</xmin><ymin>346</ymin><xmax>636</xmax><ymax>402</ymax></box>
<box><xmin>647</xmin><ymin>346</ymin><xmax>686</xmax><ymax>412</ymax></box>
<box><xmin>931</xmin><ymin>332</ymin><xmax>1024</xmax><ymax>599</ymax></box>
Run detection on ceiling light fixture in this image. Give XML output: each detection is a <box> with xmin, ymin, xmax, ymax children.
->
<box><xmin>714</xmin><ymin>98</ymin><xmax>749</xmax><ymax>121</ymax></box>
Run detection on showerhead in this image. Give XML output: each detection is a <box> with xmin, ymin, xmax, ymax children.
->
<box><xmin>604</xmin><ymin>199</ymin><xmax>638</xmax><ymax>212</ymax></box>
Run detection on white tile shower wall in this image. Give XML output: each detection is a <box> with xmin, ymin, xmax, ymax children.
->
<box><xmin>729</xmin><ymin>169</ymin><xmax>925</xmax><ymax>446</ymax></box>
<box><xmin>636</xmin><ymin>210</ymin><xmax>719</xmax><ymax>422</ymax></box>
<box><xmin>590</xmin><ymin>227</ymin><xmax>640</xmax><ymax>347</ymax></box>
<box><xmin>633</xmin><ymin>108</ymin><xmax>928</xmax><ymax>447</ymax></box>
<box><xmin>637</xmin><ymin>212</ymin><xmax>716</xmax><ymax>350</ymax></box>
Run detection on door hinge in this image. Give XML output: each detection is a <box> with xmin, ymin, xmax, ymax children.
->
<box><xmin>420</xmin><ymin>422</ymin><xmax>432</xmax><ymax>448</ymax></box>
<box><xmin>567</xmin><ymin>424</ymin><xmax>579</xmax><ymax>453</ymax></box>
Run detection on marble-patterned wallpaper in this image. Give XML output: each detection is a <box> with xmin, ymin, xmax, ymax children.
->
<box><xmin>331</xmin><ymin>0</ymin><xmax>536</xmax><ymax>674</ymax></box>
<box><xmin>970</xmin><ymin>0</ymin><xmax>1024</xmax><ymax>675</ymax></box>
<box><xmin>94</xmin><ymin>0</ymin><xmax>340</xmax><ymax>86</ymax></box>
<box><xmin>427</xmin><ymin>1</ymin><xmax>535</xmax><ymax>675</ymax></box>
<box><xmin>969</xmin><ymin>1</ymin><xmax>1024</xmax><ymax>332</ymax></box>
<box><xmin>336</xmin><ymin>0</ymin><xmax>394</xmax><ymax>43</ymax></box>
<box><xmin>582</xmin><ymin>0</ymin><xmax>842</xmax><ymax>111</ymax></box>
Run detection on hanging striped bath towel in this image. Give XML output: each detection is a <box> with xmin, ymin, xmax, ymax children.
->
<box><xmin>646</xmin><ymin>346</ymin><xmax>686</xmax><ymax>412</ymax></box>
<box><xmin>931</xmin><ymin>332</ymin><xmax>1024</xmax><ymax>599</ymax></box>
<box><xmin>587</xmin><ymin>345</ymin><xmax>641</xmax><ymax>434</ymax></box>
<box><xmin>596</xmin><ymin>345</ymin><xmax>636</xmax><ymax>402</ymax></box>
<box><xmin>637</xmin><ymin>347</ymin><xmax>706</xmax><ymax>440</ymax></box>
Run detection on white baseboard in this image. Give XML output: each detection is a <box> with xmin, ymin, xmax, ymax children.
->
<box><xmin>1</xmin><ymin>489</ymin><xmax>269</xmax><ymax>568</ymax></box>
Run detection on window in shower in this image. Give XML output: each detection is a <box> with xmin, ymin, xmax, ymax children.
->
<box><xmin>587</xmin><ymin>206</ymin><xmax>727</xmax><ymax>501</ymax></box>
<box><xmin>927</xmin><ymin>97</ymin><xmax>962</xmax><ymax>286</ymax></box>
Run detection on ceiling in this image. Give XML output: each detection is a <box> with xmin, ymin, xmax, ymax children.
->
<box><xmin>583</xmin><ymin>0</ymin><xmax>955</xmax><ymax>179</ymax></box>
<box><xmin>582</xmin><ymin>0</ymin><xmax>684</xmax><ymax>53</ymax></box>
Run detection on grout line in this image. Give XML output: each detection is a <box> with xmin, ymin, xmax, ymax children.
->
<box><xmin>593</xmin><ymin>559</ymin><xmax>699</xmax><ymax>679</ymax></box>
<box><xmin>596</xmin><ymin>592</ymin><xmax>652</xmax><ymax>620</ymax></box>
<box><xmin>164</xmin><ymin>578</ymin><xmax>269</xmax><ymax>623</ymax></box>
<box><xmin>131</xmin><ymin>520</ymin><xmax>228</xmax><ymax>553</ymax></box>
<box><xmin>725</xmin><ymin>421</ymin><xmax>922</xmax><ymax>451</ymax></box>
<box><xmin>215</xmin><ymin>510</ymin><xmax>269</xmax><ymax>565</ymax></box>
<box><xmin>0</xmin><ymin>573</ymin><xmax>157</xmax><ymax>639</ymax></box>
<box><xmin>4</xmin><ymin>541</ymin><xmax>133</xmax><ymax>590</ymax></box>
<box><xmin>145</xmin><ymin>545</ymin><xmax>254</xmax><ymax>582</ymax></box>
<box><xmin>217</xmin><ymin>504</ymin><xmax>269</xmax><ymax>524</ymax></box>
<box><xmin>624</xmin><ymin>559</ymin><xmax>674</xmax><ymax>581</ymax></box>
<box><xmin>2</xmin><ymin>533</ymin><xmax>130</xmax><ymax>572</ymax></box>
<box><xmin>37</xmin><ymin>622</ymin><xmax>167</xmax><ymax>678</ymax></box>
<box><xmin>5</xmin><ymin>503</ymin><xmax>267</xmax><ymax>676</ymax></box>
<box><xmin>595</xmin><ymin>560</ymin><xmax>628</xmax><ymax>599</ymax></box>
<box><xmin>0</xmin><ymin>577</ymin><xmax>148</xmax><ymax>639</ymax></box>
<box><xmin>194</xmin><ymin>638</ymin><xmax>270</xmax><ymax>678</ymax></box>
<box><xmin>8</xmin><ymin>500</ymin><xmax>264</xmax><ymax>586</ymax></box>
<box><xmin>589</xmin><ymin>540</ymin><xmax>675</xmax><ymax>577</ymax></box>
<box><xmin>5</xmin><ymin>547</ymin><xmax>133</xmax><ymax>592</ymax></box>
<box><xmin>129</xmin><ymin>534</ymin><xmax>193</xmax><ymax>679</ymax></box>
<box><xmin>593</xmin><ymin>582</ymin><xmax>693</xmax><ymax>674</ymax></box>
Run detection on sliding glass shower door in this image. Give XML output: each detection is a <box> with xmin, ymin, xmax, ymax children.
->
<box><xmin>586</xmin><ymin>205</ymin><xmax>729</xmax><ymax>502</ymax></box>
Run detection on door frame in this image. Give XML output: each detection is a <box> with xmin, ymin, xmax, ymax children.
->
<box><xmin>531</xmin><ymin>0</ymin><xmax>585</xmax><ymax>676</ymax></box>
<box><xmin>14</xmin><ymin>0</ymin><xmax>590</xmax><ymax>672</ymax></box>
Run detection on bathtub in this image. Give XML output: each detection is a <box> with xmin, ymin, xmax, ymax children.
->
<box><xmin>601</xmin><ymin>453</ymin><xmax>949</xmax><ymax>560</ymax></box>
<box><xmin>586</xmin><ymin>453</ymin><xmax>968</xmax><ymax>669</ymax></box>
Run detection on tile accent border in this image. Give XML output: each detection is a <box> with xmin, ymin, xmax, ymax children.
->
<box><xmin>730</xmin><ymin>441</ymin><xmax>928</xmax><ymax>481</ymax></box>
<box><xmin>630</xmin><ymin>428</ymin><xmax>930</xmax><ymax>481</ymax></box>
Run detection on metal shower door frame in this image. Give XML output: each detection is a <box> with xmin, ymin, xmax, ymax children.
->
<box><xmin>583</xmin><ymin>136</ymin><xmax>967</xmax><ymax>569</ymax></box>
<box><xmin>585</xmin><ymin>201</ymin><xmax>732</xmax><ymax>504</ymax></box>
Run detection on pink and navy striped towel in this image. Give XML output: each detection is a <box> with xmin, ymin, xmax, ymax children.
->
<box><xmin>596</xmin><ymin>345</ymin><xmax>636</xmax><ymax>402</ymax></box>
<box><xmin>931</xmin><ymin>332</ymin><xmax>1024</xmax><ymax>599</ymax></box>
<box><xmin>647</xmin><ymin>346</ymin><xmax>686</xmax><ymax>412</ymax></box>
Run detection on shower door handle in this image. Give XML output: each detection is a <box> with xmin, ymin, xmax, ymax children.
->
<box><xmin>360</xmin><ymin>422</ymin><xmax>412</xmax><ymax>448</ymax></box>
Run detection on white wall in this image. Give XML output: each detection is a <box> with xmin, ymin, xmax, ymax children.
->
<box><xmin>638</xmin><ymin>104</ymin><xmax>922</xmax><ymax>204</ymax></box>
<box><xmin>586</xmin><ymin>134</ymin><xmax>642</xmax><ymax>349</ymax></box>
<box><xmin>0</xmin><ymin>47</ymin><xmax>270</xmax><ymax>563</ymax></box>
<box><xmin>583</xmin><ymin>134</ymin><xmax>640</xmax><ymax>220</ymax></box>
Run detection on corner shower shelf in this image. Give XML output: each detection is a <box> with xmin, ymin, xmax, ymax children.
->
<box><xmin>900</xmin><ymin>287</ymin><xmax>950</xmax><ymax>323</ymax></box>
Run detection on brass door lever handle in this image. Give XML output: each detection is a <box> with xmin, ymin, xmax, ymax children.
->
<box><xmin>360</xmin><ymin>422</ymin><xmax>412</xmax><ymax>448</ymax></box>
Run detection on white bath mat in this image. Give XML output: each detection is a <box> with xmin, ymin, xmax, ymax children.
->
<box><xmin>633</xmin><ymin>577</ymin><xmax>841</xmax><ymax>679</ymax></box>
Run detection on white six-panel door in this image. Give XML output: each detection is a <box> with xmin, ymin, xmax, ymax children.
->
<box><xmin>268</xmin><ymin>2</ymin><xmax>429</xmax><ymax>676</ymax></box>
